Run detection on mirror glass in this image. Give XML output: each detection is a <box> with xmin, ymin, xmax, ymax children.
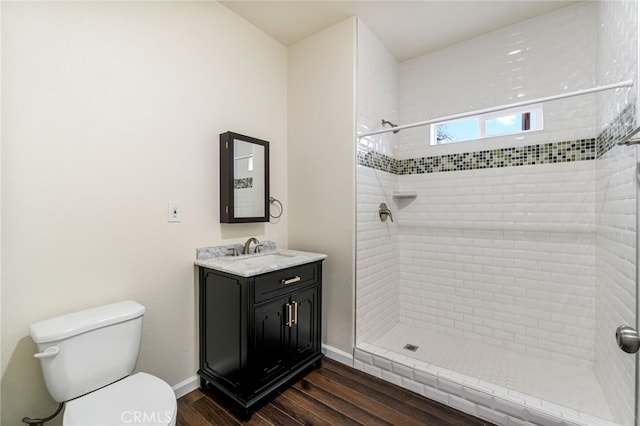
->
<box><xmin>220</xmin><ymin>132</ymin><xmax>269</xmax><ymax>223</ymax></box>
<box><xmin>233</xmin><ymin>140</ymin><xmax>266</xmax><ymax>218</ymax></box>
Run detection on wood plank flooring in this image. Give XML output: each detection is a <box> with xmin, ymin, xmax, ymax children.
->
<box><xmin>177</xmin><ymin>358</ymin><xmax>494</xmax><ymax>425</ymax></box>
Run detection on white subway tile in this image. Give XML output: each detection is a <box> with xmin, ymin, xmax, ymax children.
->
<box><xmin>448</xmin><ymin>395</ymin><xmax>478</xmax><ymax>417</ymax></box>
<box><xmin>422</xmin><ymin>386</ymin><xmax>450</xmax><ymax>405</ymax></box>
<box><xmin>363</xmin><ymin>363</ymin><xmax>383</xmax><ymax>378</ymax></box>
<box><xmin>357</xmin><ymin>3</ymin><xmax>635</xmax><ymax>425</ymax></box>
<box><xmin>436</xmin><ymin>377</ymin><xmax>464</xmax><ymax>397</ymax></box>
<box><xmin>494</xmin><ymin>396</ymin><xmax>528</xmax><ymax>419</ymax></box>
<box><xmin>477</xmin><ymin>405</ymin><xmax>509</xmax><ymax>425</ymax></box>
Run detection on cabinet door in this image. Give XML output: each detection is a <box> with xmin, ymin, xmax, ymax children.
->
<box><xmin>201</xmin><ymin>270</ymin><xmax>243</xmax><ymax>387</ymax></box>
<box><xmin>252</xmin><ymin>296</ymin><xmax>288</xmax><ymax>386</ymax></box>
<box><xmin>289</xmin><ymin>286</ymin><xmax>319</xmax><ymax>363</ymax></box>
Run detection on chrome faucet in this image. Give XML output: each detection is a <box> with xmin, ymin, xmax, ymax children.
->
<box><xmin>242</xmin><ymin>237</ymin><xmax>262</xmax><ymax>255</ymax></box>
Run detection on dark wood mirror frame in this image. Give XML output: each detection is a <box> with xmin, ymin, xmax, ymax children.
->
<box><xmin>220</xmin><ymin>131</ymin><xmax>270</xmax><ymax>223</ymax></box>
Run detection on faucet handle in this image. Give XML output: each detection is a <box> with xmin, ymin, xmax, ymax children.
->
<box><xmin>255</xmin><ymin>244</ymin><xmax>263</xmax><ymax>254</ymax></box>
<box><xmin>227</xmin><ymin>247</ymin><xmax>239</xmax><ymax>257</ymax></box>
<box><xmin>379</xmin><ymin>202</ymin><xmax>394</xmax><ymax>222</ymax></box>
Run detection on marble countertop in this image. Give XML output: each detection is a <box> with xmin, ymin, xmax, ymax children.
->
<box><xmin>195</xmin><ymin>248</ymin><xmax>327</xmax><ymax>277</ymax></box>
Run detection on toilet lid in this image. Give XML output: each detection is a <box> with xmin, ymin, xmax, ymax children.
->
<box><xmin>64</xmin><ymin>372</ymin><xmax>177</xmax><ymax>426</ymax></box>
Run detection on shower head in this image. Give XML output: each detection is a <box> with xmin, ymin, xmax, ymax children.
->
<box><xmin>381</xmin><ymin>119</ymin><xmax>400</xmax><ymax>134</ymax></box>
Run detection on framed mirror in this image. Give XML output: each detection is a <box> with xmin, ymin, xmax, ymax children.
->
<box><xmin>220</xmin><ymin>131</ymin><xmax>270</xmax><ymax>223</ymax></box>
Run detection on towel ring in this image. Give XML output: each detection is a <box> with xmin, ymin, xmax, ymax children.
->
<box><xmin>269</xmin><ymin>196</ymin><xmax>283</xmax><ymax>219</ymax></box>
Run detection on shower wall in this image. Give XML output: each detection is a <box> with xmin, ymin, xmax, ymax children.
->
<box><xmin>356</xmin><ymin>2</ymin><xmax>638</xmax><ymax>424</ymax></box>
<box><xmin>397</xmin><ymin>163</ymin><xmax>596</xmax><ymax>365</ymax></box>
<box><xmin>389</xmin><ymin>3</ymin><xmax>600</xmax><ymax>366</ymax></box>
<box><xmin>356</xmin><ymin>21</ymin><xmax>400</xmax><ymax>345</ymax></box>
<box><xmin>594</xmin><ymin>1</ymin><xmax>638</xmax><ymax>424</ymax></box>
<box><xmin>397</xmin><ymin>3</ymin><xmax>597</xmax><ymax>160</ymax></box>
<box><xmin>357</xmin><ymin>3</ymin><xmax>600</xmax><ymax>361</ymax></box>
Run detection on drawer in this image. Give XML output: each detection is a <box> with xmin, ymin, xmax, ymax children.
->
<box><xmin>254</xmin><ymin>262</ymin><xmax>318</xmax><ymax>303</ymax></box>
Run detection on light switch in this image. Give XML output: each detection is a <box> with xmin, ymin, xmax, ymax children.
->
<box><xmin>168</xmin><ymin>202</ymin><xmax>182</xmax><ymax>222</ymax></box>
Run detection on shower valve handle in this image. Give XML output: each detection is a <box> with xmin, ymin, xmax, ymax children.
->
<box><xmin>379</xmin><ymin>203</ymin><xmax>394</xmax><ymax>222</ymax></box>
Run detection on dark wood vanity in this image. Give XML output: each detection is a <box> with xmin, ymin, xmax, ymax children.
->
<box><xmin>197</xmin><ymin>259</ymin><xmax>324</xmax><ymax>418</ymax></box>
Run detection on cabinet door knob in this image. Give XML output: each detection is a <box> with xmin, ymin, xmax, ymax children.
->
<box><xmin>281</xmin><ymin>276</ymin><xmax>301</xmax><ymax>286</ymax></box>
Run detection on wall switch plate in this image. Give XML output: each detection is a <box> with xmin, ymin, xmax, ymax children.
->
<box><xmin>168</xmin><ymin>202</ymin><xmax>182</xmax><ymax>222</ymax></box>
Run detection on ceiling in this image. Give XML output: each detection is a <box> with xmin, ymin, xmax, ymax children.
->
<box><xmin>220</xmin><ymin>0</ymin><xmax>579</xmax><ymax>62</ymax></box>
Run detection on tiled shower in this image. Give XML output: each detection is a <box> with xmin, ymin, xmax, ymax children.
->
<box><xmin>355</xmin><ymin>2</ymin><xmax>638</xmax><ymax>426</ymax></box>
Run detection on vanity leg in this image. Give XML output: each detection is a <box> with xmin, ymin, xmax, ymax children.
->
<box><xmin>239</xmin><ymin>408</ymin><xmax>252</xmax><ymax>421</ymax></box>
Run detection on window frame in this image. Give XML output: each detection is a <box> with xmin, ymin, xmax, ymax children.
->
<box><xmin>430</xmin><ymin>103</ymin><xmax>544</xmax><ymax>146</ymax></box>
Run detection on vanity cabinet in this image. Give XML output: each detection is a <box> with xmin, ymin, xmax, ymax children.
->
<box><xmin>197</xmin><ymin>260</ymin><xmax>323</xmax><ymax>417</ymax></box>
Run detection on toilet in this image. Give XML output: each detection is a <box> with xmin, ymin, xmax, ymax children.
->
<box><xmin>30</xmin><ymin>300</ymin><xmax>177</xmax><ymax>426</ymax></box>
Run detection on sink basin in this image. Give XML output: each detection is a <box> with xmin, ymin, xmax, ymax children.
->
<box><xmin>233</xmin><ymin>252</ymin><xmax>296</xmax><ymax>267</ymax></box>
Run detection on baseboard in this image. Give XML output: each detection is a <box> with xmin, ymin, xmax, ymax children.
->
<box><xmin>172</xmin><ymin>375</ymin><xmax>199</xmax><ymax>399</ymax></box>
<box><xmin>321</xmin><ymin>344</ymin><xmax>354</xmax><ymax>367</ymax></box>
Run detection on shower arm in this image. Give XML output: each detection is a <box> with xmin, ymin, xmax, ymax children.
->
<box><xmin>381</xmin><ymin>119</ymin><xmax>400</xmax><ymax>134</ymax></box>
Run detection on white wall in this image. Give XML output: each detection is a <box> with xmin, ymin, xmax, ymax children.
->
<box><xmin>288</xmin><ymin>18</ymin><xmax>357</xmax><ymax>354</ymax></box>
<box><xmin>1</xmin><ymin>2</ymin><xmax>287</xmax><ymax>424</ymax></box>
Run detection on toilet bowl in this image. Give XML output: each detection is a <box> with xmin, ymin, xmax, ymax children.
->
<box><xmin>30</xmin><ymin>300</ymin><xmax>177</xmax><ymax>426</ymax></box>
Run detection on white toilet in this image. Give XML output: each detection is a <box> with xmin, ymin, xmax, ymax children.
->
<box><xmin>30</xmin><ymin>300</ymin><xmax>177</xmax><ymax>426</ymax></box>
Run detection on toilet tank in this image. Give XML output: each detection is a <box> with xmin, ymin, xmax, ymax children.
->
<box><xmin>30</xmin><ymin>300</ymin><xmax>146</xmax><ymax>403</ymax></box>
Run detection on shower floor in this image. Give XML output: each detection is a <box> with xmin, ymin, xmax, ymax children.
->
<box><xmin>373</xmin><ymin>323</ymin><xmax>614</xmax><ymax>422</ymax></box>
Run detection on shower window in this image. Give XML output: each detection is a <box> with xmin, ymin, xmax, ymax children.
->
<box><xmin>431</xmin><ymin>103</ymin><xmax>543</xmax><ymax>145</ymax></box>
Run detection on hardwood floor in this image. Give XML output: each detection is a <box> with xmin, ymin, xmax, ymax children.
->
<box><xmin>177</xmin><ymin>358</ymin><xmax>494</xmax><ymax>425</ymax></box>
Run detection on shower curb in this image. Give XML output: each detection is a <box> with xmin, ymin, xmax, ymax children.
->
<box><xmin>353</xmin><ymin>346</ymin><xmax>622</xmax><ymax>426</ymax></box>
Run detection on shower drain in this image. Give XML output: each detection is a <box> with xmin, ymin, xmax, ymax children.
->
<box><xmin>403</xmin><ymin>343</ymin><xmax>419</xmax><ymax>352</ymax></box>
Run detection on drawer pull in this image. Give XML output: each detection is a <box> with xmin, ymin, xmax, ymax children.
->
<box><xmin>285</xmin><ymin>303</ymin><xmax>294</xmax><ymax>327</ymax></box>
<box><xmin>281</xmin><ymin>276</ymin><xmax>301</xmax><ymax>286</ymax></box>
<box><xmin>293</xmin><ymin>301</ymin><xmax>298</xmax><ymax>325</ymax></box>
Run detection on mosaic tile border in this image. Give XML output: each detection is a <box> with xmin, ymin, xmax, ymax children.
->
<box><xmin>357</xmin><ymin>139</ymin><xmax>596</xmax><ymax>175</ymax></box>
<box><xmin>357</xmin><ymin>103</ymin><xmax>636</xmax><ymax>174</ymax></box>
<box><xmin>356</xmin><ymin>147</ymin><xmax>398</xmax><ymax>174</ymax></box>
<box><xmin>234</xmin><ymin>177</ymin><xmax>253</xmax><ymax>189</ymax></box>
<box><xmin>398</xmin><ymin>140</ymin><xmax>596</xmax><ymax>174</ymax></box>
<box><xmin>597</xmin><ymin>103</ymin><xmax>636</xmax><ymax>158</ymax></box>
